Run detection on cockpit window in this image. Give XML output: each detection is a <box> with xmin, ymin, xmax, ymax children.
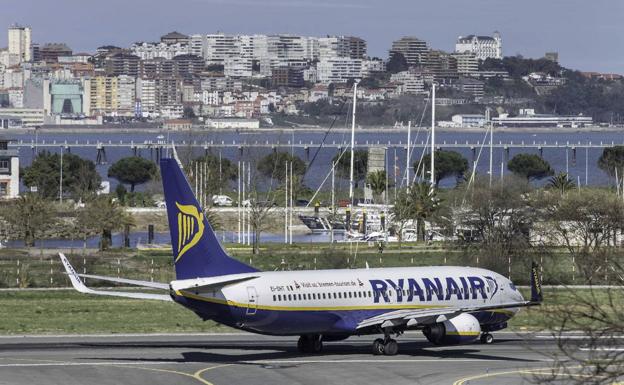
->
<box><xmin>509</xmin><ymin>282</ymin><xmax>517</xmax><ymax>291</ymax></box>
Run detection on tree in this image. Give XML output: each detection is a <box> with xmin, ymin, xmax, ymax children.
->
<box><xmin>183</xmin><ymin>106</ymin><xmax>196</xmax><ymax>119</ymax></box>
<box><xmin>22</xmin><ymin>151</ymin><xmax>101</xmax><ymax>200</ymax></box>
<box><xmin>392</xmin><ymin>182</ymin><xmax>439</xmax><ymax>243</ymax></box>
<box><xmin>419</xmin><ymin>151</ymin><xmax>469</xmax><ymax>186</ymax></box>
<box><xmin>333</xmin><ymin>150</ymin><xmax>368</xmax><ymax>186</ymax></box>
<box><xmin>1</xmin><ymin>194</ymin><xmax>55</xmax><ymax>247</ymax></box>
<box><xmin>507</xmin><ymin>153</ymin><xmax>554</xmax><ymax>181</ymax></box>
<box><xmin>598</xmin><ymin>146</ymin><xmax>624</xmax><ymax>178</ymax></box>
<box><xmin>108</xmin><ymin>157</ymin><xmax>157</xmax><ymax>192</ymax></box>
<box><xmin>387</xmin><ymin>51</ymin><xmax>408</xmax><ymax>74</ymax></box>
<box><xmin>366</xmin><ymin>170</ymin><xmax>387</xmax><ymax>200</ymax></box>
<box><xmin>257</xmin><ymin>152</ymin><xmax>306</xmax><ymax>183</ymax></box>
<box><xmin>76</xmin><ymin>196</ymin><xmax>133</xmax><ymax>250</ymax></box>
<box><xmin>547</xmin><ymin>172</ymin><xmax>575</xmax><ymax>195</ymax></box>
<box><xmin>190</xmin><ymin>153</ymin><xmax>238</xmax><ymax>196</ymax></box>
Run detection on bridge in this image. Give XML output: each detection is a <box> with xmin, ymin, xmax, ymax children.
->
<box><xmin>12</xmin><ymin>138</ymin><xmax>620</xmax><ymax>164</ymax></box>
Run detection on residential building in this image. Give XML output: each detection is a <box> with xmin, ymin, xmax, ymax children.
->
<box><xmin>544</xmin><ymin>52</ymin><xmax>559</xmax><ymax>63</ymax></box>
<box><xmin>389</xmin><ymin>37</ymin><xmax>429</xmax><ymax>66</ymax></box>
<box><xmin>224</xmin><ymin>57</ymin><xmax>252</xmax><ymax>78</ymax></box>
<box><xmin>318</xmin><ymin>36</ymin><xmax>366</xmax><ymax>60</ymax></box>
<box><xmin>455</xmin><ymin>32</ymin><xmax>502</xmax><ymax>60</ymax></box>
<box><xmin>116</xmin><ymin>75</ymin><xmax>136</xmax><ymax>115</ymax></box>
<box><xmin>104</xmin><ymin>52</ymin><xmax>141</xmax><ymax>77</ymax></box>
<box><xmin>40</xmin><ymin>43</ymin><xmax>72</xmax><ymax>63</ymax></box>
<box><xmin>0</xmin><ymin>137</ymin><xmax>19</xmax><ymax>198</ymax></box>
<box><xmin>362</xmin><ymin>58</ymin><xmax>386</xmax><ymax>75</ymax></box>
<box><xmin>8</xmin><ymin>24</ymin><xmax>31</xmax><ymax>62</ymax></box>
<box><xmin>390</xmin><ymin>70</ymin><xmax>425</xmax><ymax>94</ymax></box>
<box><xmin>317</xmin><ymin>57</ymin><xmax>363</xmax><ymax>83</ymax></box>
<box><xmin>426</xmin><ymin>50</ymin><xmax>458</xmax><ymax>82</ymax></box>
<box><xmin>456</xmin><ymin>78</ymin><xmax>485</xmax><ymax>97</ymax></box>
<box><xmin>0</xmin><ymin>108</ymin><xmax>44</xmax><ymax>127</ymax></box>
<box><xmin>89</xmin><ymin>76</ymin><xmax>118</xmax><ymax>115</ymax></box>
<box><xmin>271</xmin><ymin>67</ymin><xmax>304</xmax><ymax>87</ymax></box>
<box><xmin>161</xmin><ymin>31</ymin><xmax>190</xmax><ymax>45</ymax></box>
<box><xmin>452</xmin><ymin>52</ymin><xmax>479</xmax><ymax>75</ymax></box>
<box><xmin>131</xmin><ymin>41</ymin><xmax>189</xmax><ymax>60</ymax></box>
<box><xmin>308</xmin><ymin>84</ymin><xmax>329</xmax><ymax>102</ymax></box>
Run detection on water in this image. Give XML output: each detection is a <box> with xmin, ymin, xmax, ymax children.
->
<box><xmin>5</xmin><ymin>230</ymin><xmax>344</xmax><ymax>249</ymax></box>
<box><xmin>11</xmin><ymin>128</ymin><xmax>624</xmax><ymax>191</ymax></box>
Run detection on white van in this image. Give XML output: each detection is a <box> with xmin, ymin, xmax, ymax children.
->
<box><xmin>212</xmin><ymin>195</ymin><xmax>233</xmax><ymax>207</ymax></box>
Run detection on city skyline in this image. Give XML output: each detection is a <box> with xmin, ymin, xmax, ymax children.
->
<box><xmin>2</xmin><ymin>0</ymin><xmax>622</xmax><ymax>73</ymax></box>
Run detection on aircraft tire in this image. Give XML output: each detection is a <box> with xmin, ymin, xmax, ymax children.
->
<box><xmin>383</xmin><ymin>339</ymin><xmax>399</xmax><ymax>356</ymax></box>
<box><xmin>312</xmin><ymin>339</ymin><xmax>323</xmax><ymax>353</ymax></box>
<box><xmin>372</xmin><ymin>338</ymin><xmax>385</xmax><ymax>355</ymax></box>
<box><xmin>480</xmin><ymin>333</ymin><xmax>494</xmax><ymax>344</ymax></box>
<box><xmin>297</xmin><ymin>336</ymin><xmax>308</xmax><ymax>353</ymax></box>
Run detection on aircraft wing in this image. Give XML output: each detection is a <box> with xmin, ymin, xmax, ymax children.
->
<box><xmin>59</xmin><ymin>253</ymin><xmax>172</xmax><ymax>301</ymax></box>
<box><xmin>356</xmin><ymin>300</ymin><xmax>538</xmax><ymax>330</ymax></box>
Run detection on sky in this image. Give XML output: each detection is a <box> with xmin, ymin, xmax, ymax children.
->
<box><xmin>2</xmin><ymin>0</ymin><xmax>623</xmax><ymax>73</ymax></box>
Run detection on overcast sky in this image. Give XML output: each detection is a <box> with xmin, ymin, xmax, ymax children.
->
<box><xmin>2</xmin><ymin>0</ymin><xmax>622</xmax><ymax>73</ymax></box>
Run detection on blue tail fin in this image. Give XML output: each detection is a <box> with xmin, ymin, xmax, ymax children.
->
<box><xmin>160</xmin><ymin>157</ymin><xmax>258</xmax><ymax>279</ymax></box>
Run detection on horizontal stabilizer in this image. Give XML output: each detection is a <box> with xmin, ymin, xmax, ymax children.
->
<box><xmin>78</xmin><ymin>274</ymin><xmax>169</xmax><ymax>290</ymax></box>
<box><xmin>59</xmin><ymin>253</ymin><xmax>172</xmax><ymax>301</ymax></box>
<box><xmin>171</xmin><ymin>274</ymin><xmax>259</xmax><ymax>293</ymax></box>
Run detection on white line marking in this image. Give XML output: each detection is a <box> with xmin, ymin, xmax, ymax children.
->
<box><xmin>579</xmin><ymin>347</ymin><xmax>624</xmax><ymax>351</ymax></box>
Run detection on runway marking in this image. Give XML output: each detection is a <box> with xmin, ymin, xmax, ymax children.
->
<box><xmin>579</xmin><ymin>347</ymin><xmax>624</xmax><ymax>351</ymax></box>
<box><xmin>110</xmin><ymin>364</ymin><xmax>233</xmax><ymax>385</ymax></box>
<box><xmin>452</xmin><ymin>366</ymin><xmax>594</xmax><ymax>385</ymax></box>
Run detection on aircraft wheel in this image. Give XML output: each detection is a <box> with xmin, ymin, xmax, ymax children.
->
<box><xmin>383</xmin><ymin>339</ymin><xmax>399</xmax><ymax>356</ymax></box>
<box><xmin>372</xmin><ymin>338</ymin><xmax>385</xmax><ymax>355</ymax></box>
<box><xmin>480</xmin><ymin>333</ymin><xmax>494</xmax><ymax>344</ymax></box>
<box><xmin>311</xmin><ymin>338</ymin><xmax>323</xmax><ymax>353</ymax></box>
<box><xmin>297</xmin><ymin>335</ymin><xmax>308</xmax><ymax>353</ymax></box>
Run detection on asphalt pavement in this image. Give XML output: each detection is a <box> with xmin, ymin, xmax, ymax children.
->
<box><xmin>0</xmin><ymin>332</ymin><xmax>582</xmax><ymax>385</ymax></box>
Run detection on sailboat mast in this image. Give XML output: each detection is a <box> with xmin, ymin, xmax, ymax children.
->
<box><xmin>430</xmin><ymin>83</ymin><xmax>436</xmax><ymax>187</ymax></box>
<box><xmin>349</xmin><ymin>80</ymin><xmax>359</xmax><ymax>203</ymax></box>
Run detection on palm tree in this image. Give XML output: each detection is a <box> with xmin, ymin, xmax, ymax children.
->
<box><xmin>392</xmin><ymin>182</ymin><xmax>439</xmax><ymax>243</ymax></box>
<box><xmin>366</xmin><ymin>170</ymin><xmax>387</xmax><ymax>202</ymax></box>
<box><xmin>548</xmin><ymin>172</ymin><xmax>575</xmax><ymax>195</ymax></box>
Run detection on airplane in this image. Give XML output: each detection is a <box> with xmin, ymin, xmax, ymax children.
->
<box><xmin>59</xmin><ymin>153</ymin><xmax>543</xmax><ymax>356</ymax></box>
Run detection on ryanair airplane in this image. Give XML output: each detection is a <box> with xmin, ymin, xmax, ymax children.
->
<box><xmin>59</xmin><ymin>155</ymin><xmax>542</xmax><ymax>356</ymax></box>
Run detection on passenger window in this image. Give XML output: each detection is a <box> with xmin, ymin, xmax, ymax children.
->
<box><xmin>338</xmin><ymin>293</ymin><xmax>342</xmax><ymax>299</ymax></box>
<box><xmin>288</xmin><ymin>294</ymin><xmax>292</xmax><ymax>301</ymax></box>
<box><xmin>333</xmin><ymin>293</ymin><xmax>337</xmax><ymax>299</ymax></box>
<box><xmin>322</xmin><ymin>293</ymin><xmax>326</xmax><ymax>299</ymax></box>
<box><xmin>273</xmin><ymin>295</ymin><xmax>276</xmax><ymax>301</ymax></box>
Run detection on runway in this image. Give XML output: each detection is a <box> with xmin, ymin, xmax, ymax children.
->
<box><xmin>0</xmin><ymin>332</ymin><xmax>578</xmax><ymax>385</ymax></box>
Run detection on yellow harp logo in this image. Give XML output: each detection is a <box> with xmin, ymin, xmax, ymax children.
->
<box><xmin>175</xmin><ymin>202</ymin><xmax>205</xmax><ymax>262</ymax></box>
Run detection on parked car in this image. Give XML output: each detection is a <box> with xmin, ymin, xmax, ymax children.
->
<box><xmin>295</xmin><ymin>199</ymin><xmax>310</xmax><ymax>207</ymax></box>
<box><xmin>212</xmin><ymin>195</ymin><xmax>233</xmax><ymax>207</ymax></box>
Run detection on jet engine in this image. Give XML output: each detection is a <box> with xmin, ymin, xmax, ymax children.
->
<box><xmin>422</xmin><ymin>313</ymin><xmax>481</xmax><ymax>345</ymax></box>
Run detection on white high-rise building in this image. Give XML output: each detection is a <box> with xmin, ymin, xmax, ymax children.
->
<box><xmin>317</xmin><ymin>58</ymin><xmax>363</xmax><ymax>84</ymax></box>
<box><xmin>455</xmin><ymin>32</ymin><xmax>502</xmax><ymax>60</ymax></box>
<box><xmin>8</xmin><ymin>24</ymin><xmax>31</xmax><ymax>62</ymax></box>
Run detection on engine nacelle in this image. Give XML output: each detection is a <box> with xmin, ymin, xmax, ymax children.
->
<box><xmin>422</xmin><ymin>313</ymin><xmax>481</xmax><ymax>345</ymax></box>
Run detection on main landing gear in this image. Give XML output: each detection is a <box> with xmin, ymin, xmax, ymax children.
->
<box><xmin>480</xmin><ymin>333</ymin><xmax>494</xmax><ymax>344</ymax></box>
<box><xmin>298</xmin><ymin>334</ymin><xmax>323</xmax><ymax>353</ymax></box>
<box><xmin>372</xmin><ymin>329</ymin><xmax>400</xmax><ymax>356</ymax></box>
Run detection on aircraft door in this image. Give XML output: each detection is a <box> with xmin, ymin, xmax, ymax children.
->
<box><xmin>246</xmin><ymin>286</ymin><xmax>258</xmax><ymax>316</ymax></box>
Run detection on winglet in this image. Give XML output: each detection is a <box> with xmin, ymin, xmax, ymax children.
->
<box><xmin>59</xmin><ymin>252</ymin><xmax>94</xmax><ymax>295</ymax></box>
<box><xmin>530</xmin><ymin>261</ymin><xmax>543</xmax><ymax>303</ymax></box>
<box><xmin>59</xmin><ymin>252</ymin><xmax>172</xmax><ymax>301</ymax></box>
